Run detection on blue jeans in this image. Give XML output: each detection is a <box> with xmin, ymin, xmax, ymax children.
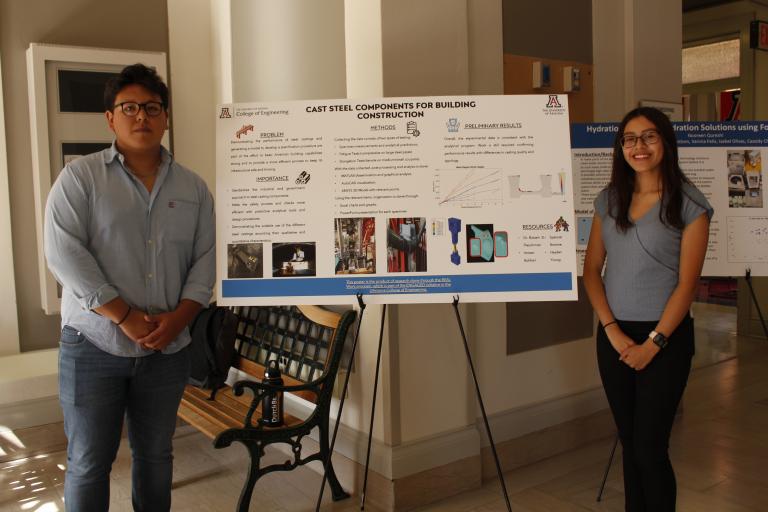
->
<box><xmin>59</xmin><ymin>326</ymin><xmax>190</xmax><ymax>512</ymax></box>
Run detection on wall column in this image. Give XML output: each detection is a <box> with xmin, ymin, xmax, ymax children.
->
<box><xmin>342</xmin><ymin>2</ymin><xmax>504</xmax><ymax>508</ymax></box>
<box><xmin>0</xmin><ymin>56</ymin><xmax>20</xmax><ymax>356</ymax></box>
<box><xmin>592</xmin><ymin>0</ymin><xmax>682</xmax><ymax>121</ymax></box>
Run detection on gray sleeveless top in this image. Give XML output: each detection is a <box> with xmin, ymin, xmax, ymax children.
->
<box><xmin>594</xmin><ymin>183</ymin><xmax>713</xmax><ymax>321</ymax></box>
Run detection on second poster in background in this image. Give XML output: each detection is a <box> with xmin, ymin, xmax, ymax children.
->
<box><xmin>572</xmin><ymin>121</ymin><xmax>768</xmax><ymax>277</ymax></box>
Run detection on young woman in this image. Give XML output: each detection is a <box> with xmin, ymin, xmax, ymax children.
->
<box><xmin>583</xmin><ymin>107</ymin><xmax>712</xmax><ymax>511</ymax></box>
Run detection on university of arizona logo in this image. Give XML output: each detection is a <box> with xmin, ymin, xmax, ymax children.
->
<box><xmin>546</xmin><ymin>95</ymin><xmax>562</xmax><ymax>108</ymax></box>
<box><xmin>219</xmin><ymin>107</ymin><xmax>232</xmax><ymax>119</ymax></box>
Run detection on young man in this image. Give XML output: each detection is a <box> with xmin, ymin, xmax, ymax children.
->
<box><xmin>44</xmin><ymin>64</ymin><xmax>215</xmax><ymax>511</ymax></box>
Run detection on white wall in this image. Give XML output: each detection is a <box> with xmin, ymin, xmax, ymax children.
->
<box><xmin>381</xmin><ymin>0</ymin><xmax>470</xmax><ymax>97</ymax></box>
<box><xmin>344</xmin><ymin>0</ymin><xmax>384</xmax><ymax>99</ymax></box>
<box><xmin>167</xmin><ymin>0</ymin><xmax>670</xmax><ymax>482</ymax></box>
<box><xmin>168</xmin><ymin>0</ymin><xmax>347</xmax><ymax>189</ymax></box>
<box><xmin>0</xmin><ymin>56</ymin><xmax>21</xmax><ymax>356</ymax></box>
<box><xmin>167</xmin><ymin>0</ymin><xmax>217</xmax><ymax>192</ymax></box>
<box><xmin>167</xmin><ymin>0</ymin><xmax>603</xmax><ymax>453</ymax></box>
<box><xmin>0</xmin><ymin>0</ymin><xmax>170</xmax><ymax>429</ymax></box>
<box><xmin>169</xmin><ymin>0</ymin><xmax>390</xmax><ymax>439</ymax></box>
<box><xmin>592</xmin><ymin>0</ymin><xmax>627</xmax><ymax>121</ymax></box>
<box><xmin>593</xmin><ymin>0</ymin><xmax>682</xmax><ymax>121</ymax></box>
<box><xmin>0</xmin><ymin>0</ymin><xmax>170</xmax><ymax>352</ymax></box>
<box><xmin>467</xmin><ymin>0</ymin><xmax>504</xmax><ymax>95</ymax></box>
<box><xmin>373</xmin><ymin>0</ymin><xmax>602</xmax><ymax>447</ymax></box>
<box><xmin>230</xmin><ymin>0</ymin><xmax>346</xmax><ymax>102</ymax></box>
<box><xmin>632</xmin><ymin>0</ymin><xmax>682</xmax><ymax>106</ymax></box>
<box><xmin>371</xmin><ymin>0</ymin><xmax>475</xmax><ymax>445</ymax></box>
<box><xmin>394</xmin><ymin>304</ymin><xmax>474</xmax><ymax>443</ymax></box>
<box><xmin>473</xmin><ymin>303</ymin><xmax>600</xmax><ymax>413</ymax></box>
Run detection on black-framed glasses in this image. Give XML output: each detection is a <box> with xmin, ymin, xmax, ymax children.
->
<box><xmin>114</xmin><ymin>101</ymin><xmax>165</xmax><ymax>117</ymax></box>
<box><xmin>620</xmin><ymin>130</ymin><xmax>660</xmax><ymax>149</ymax></box>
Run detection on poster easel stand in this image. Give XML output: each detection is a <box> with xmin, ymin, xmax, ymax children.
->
<box><xmin>359</xmin><ymin>302</ymin><xmax>387</xmax><ymax>510</ymax></box>
<box><xmin>595</xmin><ymin>434</ymin><xmax>619</xmax><ymax>502</ymax></box>
<box><xmin>317</xmin><ymin>295</ymin><xmax>512</xmax><ymax>512</ymax></box>
<box><xmin>745</xmin><ymin>269</ymin><xmax>768</xmax><ymax>340</ymax></box>
<box><xmin>451</xmin><ymin>296</ymin><xmax>513</xmax><ymax>512</ymax></box>
<box><xmin>315</xmin><ymin>294</ymin><xmax>368</xmax><ymax>512</ymax></box>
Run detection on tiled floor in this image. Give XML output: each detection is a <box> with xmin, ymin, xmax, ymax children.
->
<box><xmin>1</xmin><ymin>303</ymin><xmax>766</xmax><ymax>511</ymax></box>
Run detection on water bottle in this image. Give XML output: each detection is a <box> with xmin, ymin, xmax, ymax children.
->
<box><xmin>261</xmin><ymin>360</ymin><xmax>284</xmax><ymax>427</ymax></box>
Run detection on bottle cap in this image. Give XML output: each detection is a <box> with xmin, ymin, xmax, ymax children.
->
<box><xmin>265</xmin><ymin>359</ymin><xmax>282</xmax><ymax>379</ymax></box>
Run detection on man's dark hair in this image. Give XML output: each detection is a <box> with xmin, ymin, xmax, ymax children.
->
<box><xmin>103</xmin><ymin>63</ymin><xmax>169</xmax><ymax>111</ymax></box>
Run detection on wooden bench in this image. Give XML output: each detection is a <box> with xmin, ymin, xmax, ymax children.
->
<box><xmin>178</xmin><ymin>304</ymin><xmax>357</xmax><ymax>512</ymax></box>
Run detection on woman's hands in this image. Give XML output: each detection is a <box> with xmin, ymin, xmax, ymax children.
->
<box><xmin>619</xmin><ymin>341</ymin><xmax>660</xmax><ymax>371</ymax></box>
<box><xmin>604</xmin><ymin>324</ymin><xmax>636</xmax><ymax>354</ymax></box>
<box><xmin>605</xmin><ymin>324</ymin><xmax>659</xmax><ymax>371</ymax></box>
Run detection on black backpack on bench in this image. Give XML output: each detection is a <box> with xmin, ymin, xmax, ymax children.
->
<box><xmin>188</xmin><ymin>304</ymin><xmax>238</xmax><ymax>398</ymax></box>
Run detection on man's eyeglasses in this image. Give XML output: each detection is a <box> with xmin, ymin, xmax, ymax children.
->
<box><xmin>114</xmin><ymin>101</ymin><xmax>165</xmax><ymax>117</ymax></box>
<box><xmin>620</xmin><ymin>130</ymin><xmax>660</xmax><ymax>149</ymax></box>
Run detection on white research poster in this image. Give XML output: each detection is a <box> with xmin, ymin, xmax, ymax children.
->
<box><xmin>572</xmin><ymin>121</ymin><xmax>768</xmax><ymax>277</ymax></box>
<box><xmin>216</xmin><ymin>95</ymin><xmax>578</xmax><ymax>305</ymax></box>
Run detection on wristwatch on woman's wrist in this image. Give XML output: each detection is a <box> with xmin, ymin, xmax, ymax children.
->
<box><xmin>648</xmin><ymin>330</ymin><xmax>668</xmax><ymax>349</ymax></box>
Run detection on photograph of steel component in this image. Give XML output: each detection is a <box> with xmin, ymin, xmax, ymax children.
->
<box><xmin>334</xmin><ymin>217</ymin><xmax>376</xmax><ymax>274</ymax></box>
<box><xmin>465</xmin><ymin>223</ymin><xmax>494</xmax><ymax>262</ymax></box>
<box><xmin>494</xmin><ymin>231</ymin><xmax>509</xmax><ymax>258</ymax></box>
<box><xmin>387</xmin><ymin>217</ymin><xmax>427</xmax><ymax>272</ymax></box>
<box><xmin>227</xmin><ymin>243</ymin><xmax>264</xmax><ymax>278</ymax></box>
<box><xmin>448</xmin><ymin>217</ymin><xmax>461</xmax><ymax>265</ymax></box>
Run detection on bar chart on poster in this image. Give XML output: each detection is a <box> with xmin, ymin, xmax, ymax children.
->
<box><xmin>216</xmin><ymin>95</ymin><xmax>578</xmax><ymax>305</ymax></box>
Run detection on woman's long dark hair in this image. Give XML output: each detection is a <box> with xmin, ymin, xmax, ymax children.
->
<box><xmin>608</xmin><ymin>107</ymin><xmax>690</xmax><ymax>232</ymax></box>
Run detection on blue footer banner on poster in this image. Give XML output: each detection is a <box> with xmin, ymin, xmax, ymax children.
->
<box><xmin>223</xmin><ymin>272</ymin><xmax>573</xmax><ymax>297</ymax></box>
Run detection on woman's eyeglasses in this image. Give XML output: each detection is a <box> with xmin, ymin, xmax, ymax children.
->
<box><xmin>620</xmin><ymin>130</ymin><xmax>660</xmax><ymax>149</ymax></box>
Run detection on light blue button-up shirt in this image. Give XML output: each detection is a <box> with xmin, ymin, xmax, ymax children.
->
<box><xmin>44</xmin><ymin>143</ymin><xmax>215</xmax><ymax>356</ymax></box>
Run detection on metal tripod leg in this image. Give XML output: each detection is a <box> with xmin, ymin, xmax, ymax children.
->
<box><xmin>360</xmin><ymin>304</ymin><xmax>387</xmax><ymax>510</ymax></box>
<box><xmin>452</xmin><ymin>296</ymin><xmax>512</xmax><ymax>512</ymax></box>
<box><xmin>315</xmin><ymin>294</ymin><xmax>367</xmax><ymax>511</ymax></box>
<box><xmin>596</xmin><ymin>433</ymin><xmax>619</xmax><ymax>502</ymax></box>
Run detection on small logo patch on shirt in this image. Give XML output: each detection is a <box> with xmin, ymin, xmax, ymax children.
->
<box><xmin>168</xmin><ymin>201</ymin><xmax>176</xmax><ymax>208</ymax></box>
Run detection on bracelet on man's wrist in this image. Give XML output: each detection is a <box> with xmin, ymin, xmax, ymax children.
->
<box><xmin>602</xmin><ymin>320</ymin><xmax>617</xmax><ymax>329</ymax></box>
<box><xmin>116</xmin><ymin>306</ymin><xmax>131</xmax><ymax>326</ymax></box>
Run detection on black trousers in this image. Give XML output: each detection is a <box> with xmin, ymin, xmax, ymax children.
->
<box><xmin>597</xmin><ymin>315</ymin><xmax>694</xmax><ymax>512</ymax></box>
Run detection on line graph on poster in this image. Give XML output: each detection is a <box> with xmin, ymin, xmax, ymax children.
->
<box><xmin>434</xmin><ymin>168</ymin><xmax>503</xmax><ymax>207</ymax></box>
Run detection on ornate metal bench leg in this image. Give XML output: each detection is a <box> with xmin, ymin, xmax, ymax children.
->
<box><xmin>320</xmin><ymin>417</ymin><xmax>350</xmax><ymax>501</ymax></box>
<box><xmin>237</xmin><ymin>442</ymin><xmax>262</xmax><ymax>512</ymax></box>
